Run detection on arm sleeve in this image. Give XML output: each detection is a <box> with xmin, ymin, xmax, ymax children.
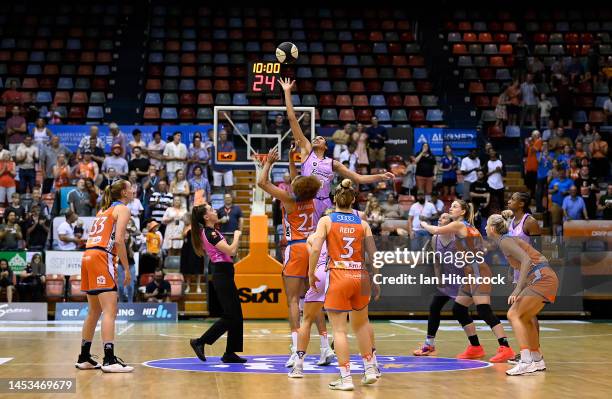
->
<box><xmin>205</xmin><ymin>228</ymin><xmax>223</xmax><ymax>246</ymax></box>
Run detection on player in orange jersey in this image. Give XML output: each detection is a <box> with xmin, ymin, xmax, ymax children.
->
<box><xmin>486</xmin><ymin>214</ymin><xmax>558</xmax><ymax>376</ymax></box>
<box><xmin>308</xmin><ymin>179</ymin><xmax>379</xmax><ymax>391</ymax></box>
<box><xmin>75</xmin><ymin>179</ymin><xmax>134</xmax><ymax>373</ymax></box>
<box><xmin>257</xmin><ymin>148</ymin><xmax>330</xmax><ymax>367</ymax></box>
<box><xmin>420</xmin><ymin>199</ymin><xmax>515</xmax><ymax>363</ymax></box>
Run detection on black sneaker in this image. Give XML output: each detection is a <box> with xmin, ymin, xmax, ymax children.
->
<box><xmin>190</xmin><ymin>339</ymin><xmax>206</xmax><ymax>362</ymax></box>
<box><xmin>101</xmin><ymin>356</ymin><xmax>134</xmax><ymax>373</ymax></box>
<box><xmin>221</xmin><ymin>352</ymin><xmax>247</xmax><ymax>363</ymax></box>
<box><xmin>507</xmin><ymin>353</ymin><xmax>521</xmax><ymax>364</ymax></box>
<box><xmin>75</xmin><ymin>354</ymin><xmax>101</xmax><ymax>370</ymax></box>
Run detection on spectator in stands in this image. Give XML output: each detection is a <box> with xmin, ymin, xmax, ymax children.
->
<box><xmin>557</xmin><ymin>145</ymin><xmax>574</xmax><ymax>170</ymax></box>
<box><xmin>99</xmin><ymin>167</ymin><xmax>118</xmax><ymax>191</ymax></box>
<box><xmin>268</xmin><ymin>113</ymin><xmax>289</xmax><ymax>136</ymax></box>
<box><xmin>366</xmin><ymin>116</ymin><xmax>388</xmax><ymax>169</ymax></box>
<box><xmin>141</xmin><ymin>221</ymin><xmax>163</xmax><ymax>274</ymax></box>
<box><xmin>562</xmin><ymin>185</ymin><xmax>588</xmax><ymax>221</ymax></box>
<box><xmin>0</xmin><ymin>210</ymin><xmax>22</xmax><ymax>250</ymax></box>
<box><xmin>589</xmin><ymin>133</ymin><xmax>609</xmax><ymax>179</ymax></box>
<box><xmin>118</xmin><ymin>219</ymin><xmax>138</xmax><ymax>303</ymax></box>
<box><xmin>430</xmin><ymin>191</ymin><xmax>445</xmax><ymax>218</ymax></box>
<box><xmin>128</xmin><ymin>129</ymin><xmax>147</xmax><ymax>156</ymax></box>
<box><xmin>142</xmin><ymin>165</ymin><xmax>160</xmax><ymax>215</ymax></box>
<box><xmin>17</xmin><ymin>254</ymin><xmax>45</xmax><ymax>301</ymax></box>
<box><xmin>400</xmin><ymin>155</ymin><xmax>417</xmax><ymax>195</ymax></box>
<box><xmin>212</xmin><ymin>130</ymin><xmax>235</xmax><ymax>193</ymax></box>
<box><xmin>568</xmin><ymin>158</ymin><xmax>580</xmax><ymax>180</ymax></box>
<box><xmin>576</xmin><ymin>123</ymin><xmax>595</xmax><ymax>154</ymax></box>
<box><xmin>469</xmin><ymin>170</ymin><xmax>491</xmax><ymax>232</ymax></box>
<box><xmin>128</xmin><ymin>146</ymin><xmax>150</xmax><ymax>183</ymax></box>
<box><xmin>381</xmin><ymin>192</ymin><xmax>403</xmax><ymax>219</ymax></box>
<box><xmin>5</xmin><ymin>106</ymin><xmax>27</xmax><ymax>155</ymax></box>
<box><xmin>365</xmin><ymin>197</ymin><xmax>385</xmax><ymax>235</ymax></box>
<box><xmin>170</xmin><ymin>169</ymin><xmax>190</xmax><ymax>210</ymax></box>
<box><xmin>1</xmin><ymin>80</ymin><xmax>23</xmax><ymax>106</ymax></box>
<box><xmin>440</xmin><ymin>144</ymin><xmax>459</xmax><ymax>198</ymax></box>
<box><xmin>56</xmin><ymin>209</ymin><xmax>83</xmax><ymax>250</ymax></box>
<box><xmin>144</xmin><ymin>268</ymin><xmax>171</xmax><ymax>303</ymax></box>
<box><xmin>0</xmin><ymin>151</ymin><xmax>16</xmax><ymax>206</ymax></box>
<box><xmin>74</xmin><ymin>149</ymin><xmax>100</xmax><ymax>185</ymax></box>
<box><xmin>520</xmin><ymin>74</ymin><xmax>538</xmax><ymax>127</ymax></box>
<box><xmin>189</xmin><ymin>165</ymin><xmax>211</xmax><ymax>205</ymax></box>
<box><xmin>460</xmin><ymin>148</ymin><xmax>481</xmax><ymax>200</ymax></box>
<box><xmin>603</xmin><ymin>91</ymin><xmax>612</xmax><ymax>125</ymax></box>
<box><xmin>352</xmin><ymin>124</ymin><xmax>370</xmax><ymax>173</ymax></box>
<box><xmin>574</xmin><ymin>166</ymin><xmax>598</xmax><ymax>219</ymax></box>
<box><xmin>542</xmin><ymin>119</ymin><xmax>555</xmax><ymax>141</ymax></box>
<box><xmin>217</xmin><ymin>194</ymin><xmax>243</xmax><ymax>247</ymax></box>
<box><xmin>5</xmin><ymin>193</ymin><xmax>25</xmax><ymax>222</ymax></box>
<box><xmin>26</xmin><ymin>187</ymin><xmax>49</xmax><ymax>218</ymax></box>
<box><xmin>332</xmin><ymin>123</ymin><xmax>352</xmax><ymax>160</ymax></box>
<box><xmin>44</xmin><ymin>103</ymin><xmax>62</xmax><ymax>125</ymax></box>
<box><xmin>24</xmin><ymin>204</ymin><xmax>49</xmax><ymax>250</ymax></box>
<box><xmin>52</xmin><ymin>152</ymin><xmax>71</xmax><ymax>192</ymax></box>
<box><xmin>77</xmin><ymin>125</ymin><xmax>104</xmax><ymax>157</ymax></box>
<box><xmin>15</xmin><ymin>135</ymin><xmax>38</xmax><ymax>194</ymax></box>
<box><xmin>552</xmin><ymin>75</ymin><xmax>574</xmax><ymax>128</ymax></box>
<box><xmin>102</xmin><ymin>144</ymin><xmax>129</xmax><ymax>178</ymax></box>
<box><xmin>486</xmin><ymin>150</ymin><xmax>505</xmax><ymax>213</ymax></box>
<box><xmin>408</xmin><ymin>192</ymin><xmax>436</xmax><ymax>251</ymax></box>
<box><xmin>300</xmin><ymin>111</ymin><xmax>312</xmax><ymax>137</ymax></box>
<box><xmin>68</xmin><ymin>179</ymin><xmax>94</xmax><ymax>216</ymax></box>
<box><xmin>164</xmin><ymin>131</ymin><xmax>188</xmax><ymax>182</ymax></box>
<box><xmin>549</xmin><ymin>166</ymin><xmax>573</xmax><ymax>240</ymax></box>
<box><xmin>126</xmin><ymin>185</ymin><xmax>144</xmax><ymax>219</ymax></box>
<box><xmin>109</xmin><ymin>122</ymin><xmax>127</xmax><ymax>158</ymax></box>
<box><xmin>597</xmin><ymin>185</ymin><xmax>612</xmax><ymax>220</ymax></box>
<box><xmin>574</xmin><ymin>140</ymin><xmax>587</xmax><ymax>160</ymax></box>
<box><xmin>180</xmin><ymin>216</ymin><xmax>205</xmax><ymax>294</ymax></box>
<box><xmin>149</xmin><ymin>180</ymin><xmax>173</xmax><ymax>225</ymax></box>
<box><xmin>147</xmin><ymin>131</ymin><xmax>166</xmax><ymax>171</ymax></box>
<box><xmin>415</xmin><ymin>143</ymin><xmax>437</xmax><ymax>199</ymax></box>
<box><xmin>566</xmin><ymin>57</ymin><xmax>585</xmax><ymax>84</ymax></box>
<box><xmin>31</xmin><ymin>118</ymin><xmax>52</xmax><ymax>147</ymax></box>
<box><xmin>85</xmin><ymin>178</ymin><xmax>100</xmax><ymax>212</ymax></box>
<box><xmin>538</xmin><ymin>94</ymin><xmax>553</xmax><ymax>129</ymax></box>
<box><xmin>0</xmin><ymin>259</ymin><xmax>15</xmax><ymax>303</ymax></box>
<box><xmin>127</xmin><ymin>171</ymin><xmax>142</xmax><ymax>200</ymax></box>
<box><xmin>339</xmin><ymin>143</ymin><xmax>358</xmax><ymax>172</ymax></box>
<box><xmin>524</xmin><ymin>131</ymin><xmax>542</xmax><ymax>197</ymax></box>
<box><xmin>529</xmin><ymin>57</ymin><xmax>545</xmax><ymax>83</ymax></box>
<box><xmin>187</xmin><ymin>134</ymin><xmax>209</xmax><ymax>180</ymax></box>
<box><xmin>506</xmin><ymin>81</ymin><xmax>521</xmax><ymax>126</ymax></box>
<box><xmin>162</xmin><ymin>197</ymin><xmax>186</xmax><ymax>257</ymax></box>
<box><xmin>513</xmin><ymin>36</ymin><xmax>530</xmax><ymax>80</ymax></box>
<box><xmin>549</xmin><ymin>127</ymin><xmax>573</xmax><ymax>155</ymax></box>
<box><xmin>495</xmin><ymin>85</ymin><xmax>509</xmax><ymax>128</ymax></box>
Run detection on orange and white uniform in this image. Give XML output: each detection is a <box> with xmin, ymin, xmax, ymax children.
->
<box><xmin>80</xmin><ymin>201</ymin><xmax>121</xmax><ymax>294</ymax></box>
<box><xmin>323</xmin><ymin>211</ymin><xmax>370</xmax><ymax>312</ymax></box>
<box><xmin>78</xmin><ymin>161</ymin><xmax>96</xmax><ymax>180</ymax></box>
<box><xmin>282</xmin><ymin>198</ymin><xmax>316</xmax><ymax>278</ymax></box>
<box><xmin>500</xmin><ymin>234</ymin><xmax>559</xmax><ymax>303</ymax></box>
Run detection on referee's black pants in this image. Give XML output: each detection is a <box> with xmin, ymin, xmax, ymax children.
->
<box><xmin>199</xmin><ymin>263</ymin><xmax>243</xmax><ymax>353</ymax></box>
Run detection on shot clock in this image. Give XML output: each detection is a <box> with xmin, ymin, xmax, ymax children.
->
<box><xmin>247</xmin><ymin>61</ymin><xmax>282</xmax><ymax>96</ymax></box>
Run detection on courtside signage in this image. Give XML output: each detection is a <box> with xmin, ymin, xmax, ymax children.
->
<box><xmin>55</xmin><ymin>303</ymin><xmax>177</xmax><ymax>322</ymax></box>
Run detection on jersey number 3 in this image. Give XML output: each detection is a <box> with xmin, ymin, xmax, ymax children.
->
<box><xmin>340</xmin><ymin>237</ymin><xmax>355</xmax><ymax>259</ymax></box>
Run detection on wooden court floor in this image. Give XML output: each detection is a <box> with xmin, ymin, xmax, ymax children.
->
<box><xmin>1</xmin><ymin>319</ymin><xmax>611</xmax><ymax>399</ymax></box>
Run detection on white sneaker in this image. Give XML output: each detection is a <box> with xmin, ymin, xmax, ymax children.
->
<box><xmin>196</xmin><ymin>286</ymin><xmax>202</xmax><ymax>294</ymax></box>
<box><xmin>288</xmin><ymin>364</ymin><xmax>304</xmax><ymax>378</ymax></box>
<box><xmin>329</xmin><ymin>376</ymin><xmax>354</xmax><ymax>391</ymax></box>
<box><xmin>285</xmin><ymin>351</ymin><xmax>298</xmax><ymax>368</ymax></box>
<box><xmin>317</xmin><ymin>347</ymin><xmax>336</xmax><ymax>366</ymax></box>
<box><xmin>75</xmin><ymin>355</ymin><xmax>101</xmax><ymax>370</ymax></box>
<box><xmin>506</xmin><ymin>361</ymin><xmax>537</xmax><ymax>376</ymax></box>
<box><xmin>101</xmin><ymin>357</ymin><xmax>134</xmax><ymax>373</ymax></box>
<box><xmin>184</xmin><ymin>285</ymin><xmax>190</xmax><ymax>294</ymax></box>
<box><xmin>361</xmin><ymin>366</ymin><xmax>379</xmax><ymax>385</ymax></box>
<box><xmin>534</xmin><ymin>359</ymin><xmax>546</xmax><ymax>371</ymax></box>
<box><xmin>374</xmin><ymin>365</ymin><xmax>382</xmax><ymax>378</ymax></box>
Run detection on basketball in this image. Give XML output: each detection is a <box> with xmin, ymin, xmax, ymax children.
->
<box><xmin>275</xmin><ymin>41</ymin><xmax>299</xmax><ymax>64</ymax></box>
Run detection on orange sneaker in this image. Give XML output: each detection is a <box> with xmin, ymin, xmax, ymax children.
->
<box><xmin>413</xmin><ymin>344</ymin><xmax>437</xmax><ymax>356</ymax></box>
<box><xmin>456</xmin><ymin>345</ymin><xmax>485</xmax><ymax>359</ymax></box>
<box><xmin>488</xmin><ymin>346</ymin><xmax>516</xmax><ymax>363</ymax></box>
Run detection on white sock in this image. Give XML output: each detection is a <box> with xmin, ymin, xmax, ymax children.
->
<box><xmin>520</xmin><ymin>349</ymin><xmax>532</xmax><ymax>363</ymax></box>
<box><xmin>295</xmin><ymin>356</ymin><xmax>304</xmax><ymax>367</ymax></box>
<box><xmin>339</xmin><ymin>362</ymin><xmax>351</xmax><ymax>378</ymax></box>
<box><xmin>320</xmin><ymin>333</ymin><xmax>329</xmax><ymax>349</ymax></box>
<box><xmin>291</xmin><ymin>331</ymin><xmax>298</xmax><ymax>350</ymax></box>
<box><xmin>362</xmin><ymin>353</ymin><xmax>374</xmax><ymax>369</ymax></box>
<box><xmin>531</xmin><ymin>351</ymin><xmax>543</xmax><ymax>361</ymax></box>
<box><xmin>372</xmin><ymin>350</ymin><xmax>378</xmax><ymax>367</ymax></box>
<box><xmin>425</xmin><ymin>336</ymin><xmax>435</xmax><ymax>346</ymax></box>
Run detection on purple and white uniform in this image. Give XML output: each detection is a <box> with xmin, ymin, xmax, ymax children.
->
<box><xmin>301</xmin><ymin>151</ymin><xmax>334</xmax><ymax>222</ymax></box>
<box><xmin>508</xmin><ymin>213</ymin><xmax>531</xmax><ymax>283</ymax></box>
<box><xmin>435</xmin><ymin>235</ymin><xmax>463</xmax><ymax>298</ymax></box>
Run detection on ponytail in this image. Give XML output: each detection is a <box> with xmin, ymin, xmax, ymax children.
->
<box><xmin>488</xmin><ymin>214</ymin><xmax>509</xmax><ymax>235</ymax></box>
<box><xmin>191</xmin><ymin>205</ymin><xmax>206</xmax><ymax>257</ymax></box>
<box><xmin>455</xmin><ymin>199</ymin><xmax>475</xmax><ymax>225</ymax></box>
<box><xmin>100</xmin><ymin>179</ymin><xmax>128</xmax><ymax>211</ymax></box>
<box><xmin>100</xmin><ymin>185</ymin><xmax>113</xmax><ymax>211</ymax></box>
<box><xmin>334</xmin><ymin>179</ymin><xmax>356</xmax><ymax>209</ymax></box>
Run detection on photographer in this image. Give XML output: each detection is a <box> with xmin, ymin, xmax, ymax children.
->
<box><xmin>144</xmin><ymin>268</ymin><xmax>171</xmax><ymax>303</ymax></box>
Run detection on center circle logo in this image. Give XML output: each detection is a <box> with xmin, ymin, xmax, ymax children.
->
<box><xmin>143</xmin><ymin>355</ymin><xmax>490</xmax><ymax>374</ymax></box>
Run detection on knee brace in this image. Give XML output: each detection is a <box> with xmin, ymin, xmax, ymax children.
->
<box><xmin>452</xmin><ymin>302</ymin><xmax>473</xmax><ymax>327</ymax></box>
<box><xmin>476</xmin><ymin>304</ymin><xmax>501</xmax><ymax>329</ymax></box>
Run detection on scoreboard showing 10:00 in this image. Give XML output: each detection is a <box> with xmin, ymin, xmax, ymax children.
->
<box><xmin>247</xmin><ymin>61</ymin><xmax>282</xmax><ymax>96</ymax></box>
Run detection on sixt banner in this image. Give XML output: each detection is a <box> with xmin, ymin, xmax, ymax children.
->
<box><xmin>55</xmin><ymin>303</ymin><xmax>177</xmax><ymax>322</ymax></box>
<box><xmin>413</xmin><ymin>128</ymin><xmax>477</xmax><ymax>156</ymax></box>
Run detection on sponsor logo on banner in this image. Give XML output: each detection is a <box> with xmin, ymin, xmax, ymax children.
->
<box><xmin>0</xmin><ymin>251</ymin><xmax>27</xmax><ymax>273</ymax></box>
<box><xmin>238</xmin><ymin>285</ymin><xmax>282</xmax><ymax>304</ymax></box>
<box><xmin>413</xmin><ymin>128</ymin><xmax>477</xmax><ymax>156</ymax></box>
<box><xmin>0</xmin><ymin>303</ymin><xmax>48</xmax><ymax>321</ymax></box>
<box><xmin>55</xmin><ymin>303</ymin><xmax>177</xmax><ymax>322</ymax></box>
<box><xmin>45</xmin><ymin>251</ymin><xmax>84</xmax><ymax>275</ymax></box>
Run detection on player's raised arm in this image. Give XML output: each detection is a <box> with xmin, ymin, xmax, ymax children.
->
<box><xmin>332</xmin><ymin>159</ymin><xmax>395</xmax><ymax>184</ymax></box>
<box><xmin>256</xmin><ymin>147</ymin><xmax>294</xmax><ymax>206</ymax></box>
<box><xmin>278</xmin><ymin>77</ymin><xmax>312</xmax><ymax>157</ymax></box>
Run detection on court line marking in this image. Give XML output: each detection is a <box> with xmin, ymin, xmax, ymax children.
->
<box><xmin>118</xmin><ymin>323</ymin><xmax>135</xmax><ymax>336</ymax></box>
<box><xmin>0</xmin><ymin>358</ymin><xmax>13</xmax><ymax>365</ymax></box>
<box><xmin>0</xmin><ymin>320</ymin><xmax>128</xmax><ymax>325</ymax></box>
<box><xmin>390</xmin><ymin>322</ymin><xmax>427</xmax><ymax>334</ymax></box>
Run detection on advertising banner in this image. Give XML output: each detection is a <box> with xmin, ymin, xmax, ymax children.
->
<box><xmin>0</xmin><ymin>251</ymin><xmax>27</xmax><ymax>273</ymax></box>
<box><xmin>55</xmin><ymin>302</ymin><xmax>177</xmax><ymax>322</ymax></box>
<box><xmin>232</xmin><ymin>274</ymin><xmax>287</xmax><ymax>319</ymax></box>
<box><xmin>413</xmin><ymin>128</ymin><xmax>477</xmax><ymax>156</ymax></box>
<box><xmin>0</xmin><ymin>303</ymin><xmax>48</xmax><ymax>321</ymax></box>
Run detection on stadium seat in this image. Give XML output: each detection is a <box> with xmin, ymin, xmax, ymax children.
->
<box><xmin>72</xmin><ymin>92</ymin><xmax>89</xmax><ymax>104</ymax></box>
<box><xmin>321</xmin><ymin>108</ymin><xmax>338</xmax><ymax>121</ymax></box>
<box><xmin>179</xmin><ymin>108</ymin><xmax>195</xmax><ymax>120</ymax></box>
<box><xmin>336</xmin><ymin>95</ymin><xmax>352</xmax><ymax>106</ymax></box>
<box><xmin>196</xmin><ymin>108</ymin><xmax>213</xmax><ymax>120</ymax></box>
<box><xmin>409</xmin><ymin>109</ymin><xmax>425</xmax><ymax>122</ymax></box>
<box><xmin>45</xmin><ymin>274</ymin><xmax>66</xmax><ymax>302</ymax></box>
<box><xmin>180</xmin><ymin>93</ymin><xmax>195</xmax><ymax>105</ymax></box>
<box><xmin>391</xmin><ymin>109</ymin><xmax>408</xmax><ymax>122</ymax></box>
<box><xmin>161</xmin><ymin>107</ymin><xmax>178</xmax><ymax>120</ymax></box>
<box><xmin>339</xmin><ymin>109</ymin><xmax>356</xmax><ymax>121</ymax></box>
<box><xmin>370</xmin><ymin>95</ymin><xmax>386</xmax><ymax>107</ymax></box>
<box><xmin>36</xmin><ymin>92</ymin><xmax>52</xmax><ymax>103</ymax></box>
<box><xmin>426</xmin><ymin>109</ymin><xmax>444</xmax><ymax>122</ymax></box>
<box><xmin>87</xmin><ymin>106</ymin><xmax>104</xmax><ymax>119</ymax></box>
<box><xmin>375</xmin><ymin>109</ymin><xmax>391</xmax><ymax>121</ymax></box>
<box><xmin>356</xmin><ymin>109</ymin><xmax>372</xmax><ymax>122</ymax></box>
<box><xmin>68</xmin><ymin>275</ymin><xmax>86</xmax><ymax>301</ymax></box>
<box><xmin>164</xmin><ymin>273</ymin><xmax>184</xmax><ymax>301</ymax></box>
<box><xmin>232</xmin><ymin>93</ymin><xmax>248</xmax><ymax>105</ymax></box>
<box><xmin>163</xmin><ymin>93</ymin><xmax>179</xmax><ymax>105</ymax></box>
<box><xmin>215</xmin><ymin>93</ymin><xmax>231</xmax><ymax>105</ymax></box>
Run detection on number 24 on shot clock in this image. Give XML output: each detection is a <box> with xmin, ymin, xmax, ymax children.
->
<box><xmin>247</xmin><ymin>61</ymin><xmax>281</xmax><ymax>96</ymax></box>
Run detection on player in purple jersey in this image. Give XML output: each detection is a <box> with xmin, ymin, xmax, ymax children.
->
<box><xmin>278</xmin><ymin>78</ymin><xmax>395</xmax><ymax>223</ymax></box>
<box><xmin>504</xmin><ymin>192</ymin><xmax>542</xmax><ymax>364</ymax></box>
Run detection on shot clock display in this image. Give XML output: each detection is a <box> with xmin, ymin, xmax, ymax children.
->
<box><xmin>247</xmin><ymin>61</ymin><xmax>282</xmax><ymax>96</ymax></box>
